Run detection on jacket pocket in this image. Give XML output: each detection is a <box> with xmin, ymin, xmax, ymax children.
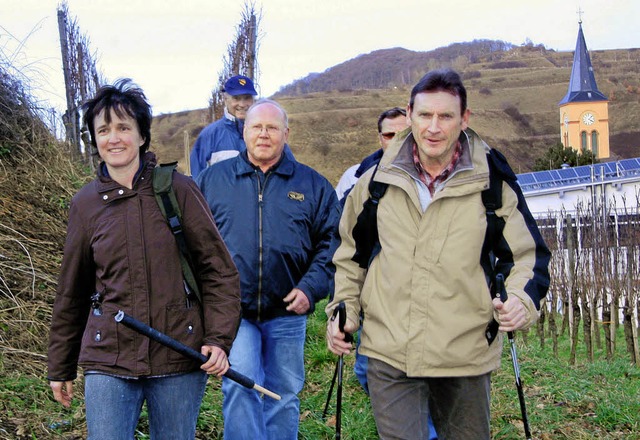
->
<box><xmin>78</xmin><ymin>309</ymin><xmax>119</xmax><ymax>366</ymax></box>
<box><xmin>165</xmin><ymin>303</ymin><xmax>204</xmax><ymax>364</ymax></box>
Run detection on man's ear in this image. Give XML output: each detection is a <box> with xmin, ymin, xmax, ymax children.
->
<box><xmin>461</xmin><ymin>108</ymin><xmax>471</xmax><ymax>131</ymax></box>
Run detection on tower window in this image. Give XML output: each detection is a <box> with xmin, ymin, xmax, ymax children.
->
<box><xmin>581</xmin><ymin>131</ymin><xmax>588</xmax><ymax>152</ymax></box>
<box><xmin>591</xmin><ymin>131</ymin><xmax>599</xmax><ymax>156</ymax></box>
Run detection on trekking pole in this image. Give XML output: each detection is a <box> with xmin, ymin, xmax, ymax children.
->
<box><xmin>322</xmin><ymin>358</ymin><xmax>339</xmax><ymax>418</ymax></box>
<box><xmin>495</xmin><ymin>274</ymin><xmax>532</xmax><ymax>440</ymax></box>
<box><xmin>114</xmin><ymin>310</ymin><xmax>281</xmax><ymax>401</ymax></box>
<box><xmin>322</xmin><ymin>302</ymin><xmax>352</xmax><ymax>439</ymax></box>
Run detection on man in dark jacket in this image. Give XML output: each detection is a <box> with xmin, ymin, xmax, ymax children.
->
<box><xmin>335</xmin><ymin>107</ymin><xmax>409</xmax><ymax>200</ymax></box>
<box><xmin>189</xmin><ymin>75</ymin><xmax>294</xmax><ymax>179</ymax></box>
<box><xmin>196</xmin><ymin>98</ymin><xmax>340</xmax><ymax>440</ymax></box>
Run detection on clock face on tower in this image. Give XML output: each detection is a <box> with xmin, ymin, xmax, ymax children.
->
<box><xmin>582</xmin><ymin>112</ymin><xmax>595</xmax><ymax>126</ymax></box>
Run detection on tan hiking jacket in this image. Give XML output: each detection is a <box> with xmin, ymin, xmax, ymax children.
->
<box><xmin>328</xmin><ymin>129</ymin><xmax>547</xmax><ymax>377</ymax></box>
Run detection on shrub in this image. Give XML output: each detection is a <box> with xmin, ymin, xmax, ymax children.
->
<box><xmin>503</xmin><ymin>105</ymin><xmax>530</xmax><ymax>128</ymax></box>
<box><xmin>462</xmin><ymin>70</ymin><xmax>481</xmax><ymax>80</ymax></box>
<box><xmin>489</xmin><ymin>61</ymin><xmax>526</xmax><ymax>69</ymax></box>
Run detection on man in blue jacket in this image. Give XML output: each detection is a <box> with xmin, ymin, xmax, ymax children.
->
<box><xmin>190</xmin><ymin>75</ymin><xmax>257</xmax><ymax>178</ymax></box>
<box><xmin>196</xmin><ymin>99</ymin><xmax>340</xmax><ymax>440</ymax></box>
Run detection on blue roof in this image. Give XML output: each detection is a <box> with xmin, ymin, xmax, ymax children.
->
<box><xmin>517</xmin><ymin>158</ymin><xmax>640</xmax><ymax>192</ymax></box>
<box><xmin>559</xmin><ymin>22</ymin><xmax>608</xmax><ymax>105</ymax></box>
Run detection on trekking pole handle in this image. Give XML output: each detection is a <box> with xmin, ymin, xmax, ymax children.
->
<box><xmin>495</xmin><ymin>273</ymin><xmax>514</xmax><ymax>338</ymax></box>
<box><xmin>332</xmin><ymin>302</ymin><xmax>353</xmax><ymax>343</ymax></box>
<box><xmin>495</xmin><ymin>273</ymin><xmax>508</xmax><ymax>303</ymax></box>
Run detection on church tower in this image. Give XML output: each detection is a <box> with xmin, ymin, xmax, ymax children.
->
<box><xmin>559</xmin><ymin>20</ymin><xmax>610</xmax><ymax>159</ymax></box>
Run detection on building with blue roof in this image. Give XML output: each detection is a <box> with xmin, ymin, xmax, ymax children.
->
<box><xmin>559</xmin><ymin>19</ymin><xmax>610</xmax><ymax>159</ymax></box>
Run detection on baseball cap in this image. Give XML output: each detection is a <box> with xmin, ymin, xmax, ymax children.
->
<box><xmin>223</xmin><ymin>75</ymin><xmax>257</xmax><ymax>96</ymax></box>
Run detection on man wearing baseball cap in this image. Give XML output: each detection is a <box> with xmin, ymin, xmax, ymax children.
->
<box><xmin>190</xmin><ymin>75</ymin><xmax>257</xmax><ymax>178</ymax></box>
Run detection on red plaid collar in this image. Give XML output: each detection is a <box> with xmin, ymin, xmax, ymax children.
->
<box><xmin>412</xmin><ymin>140</ymin><xmax>462</xmax><ymax>195</ymax></box>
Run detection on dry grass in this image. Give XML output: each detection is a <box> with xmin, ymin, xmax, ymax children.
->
<box><xmin>0</xmin><ymin>62</ymin><xmax>91</xmax><ymax>379</ymax></box>
<box><xmin>0</xmin><ymin>139</ymin><xmax>90</xmax><ymax>374</ymax></box>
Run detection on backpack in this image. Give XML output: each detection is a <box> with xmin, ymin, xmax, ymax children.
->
<box><xmin>153</xmin><ymin>162</ymin><xmax>201</xmax><ymax>305</ymax></box>
<box><xmin>349</xmin><ymin>148</ymin><xmax>518</xmax><ymax>345</ymax></box>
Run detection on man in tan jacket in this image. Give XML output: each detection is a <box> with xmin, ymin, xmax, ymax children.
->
<box><xmin>326</xmin><ymin>69</ymin><xmax>550</xmax><ymax>439</ymax></box>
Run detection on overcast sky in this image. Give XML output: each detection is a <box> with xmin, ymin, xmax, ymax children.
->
<box><xmin>2</xmin><ymin>0</ymin><xmax>638</xmax><ymax>115</ymax></box>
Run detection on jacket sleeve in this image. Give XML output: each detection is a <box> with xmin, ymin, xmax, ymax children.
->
<box><xmin>47</xmin><ymin>199</ymin><xmax>94</xmax><ymax>381</ymax></box>
<box><xmin>324</xmin><ymin>172</ymin><xmax>372</xmax><ymax>327</ymax></box>
<box><xmin>295</xmin><ymin>178</ymin><xmax>341</xmax><ymax>313</ymax></box>
<box><xmin>189</xmin><ymin>129</ymin><xmax>212</xmax><ymax>179</ymax></box>
<box><xmin>496</xmin><ymin>179</ymin><xmax>551</xmax><ymax>329</ymax></box>
<box><xmin>176</xmin><ymin>175</ymin><xmax>241</xmax><ymax>354</ymax></box>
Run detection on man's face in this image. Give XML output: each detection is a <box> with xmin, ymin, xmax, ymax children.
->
<box><xmin>407</xmin><ymin>91</ymin><xmax>470</xmax><ymax>172</ymax></box>
<box><xmin>243</xmin><ymin>103</ymin><xmax>289</xmax><ymax>171</ymax></box>
<box><xmin>378</xmin><ymin>115</ymin><xmax>410</xmax><ymax>150</ymax></box>
<box><xmin>224</xmin><ymin>93</ymin><xmax>255</xmax><ymax>119</ymax></box>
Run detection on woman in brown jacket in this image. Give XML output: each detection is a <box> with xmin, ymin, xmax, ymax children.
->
<box><xmin>47</xmin><ymin>79</ymin><xmax>241</xmax><ymax>440</ymax></box>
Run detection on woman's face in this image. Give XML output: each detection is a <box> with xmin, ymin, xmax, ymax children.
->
<box><xmin>94</xmin><ymin>108</ymin><xmax>144</xmax><ymax>173</ymax></box>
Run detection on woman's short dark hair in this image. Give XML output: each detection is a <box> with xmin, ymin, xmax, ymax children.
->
<box><xmin>409</xmin><ymin>69</ymin><xmax>467</xmax><ymax>115</ymax></box>
<box><xmin>82</xmin><ymin>78</ymin><xmax>152</xmax><ymax>153</ymax></box>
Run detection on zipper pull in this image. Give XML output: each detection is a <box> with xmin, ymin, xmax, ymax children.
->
<box><xmin>90</xmin><ymin>291</ymin><xmax>103</xmax><ymax>316</ymax></box>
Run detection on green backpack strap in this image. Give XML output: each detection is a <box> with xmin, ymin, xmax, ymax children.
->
<box><xmin>153</xmin><ymin>162</ymin><xmax>201</xmax><ymax>305</ymax></box>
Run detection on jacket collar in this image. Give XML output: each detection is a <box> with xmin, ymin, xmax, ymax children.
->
<box><xmin>95</xmin><ymin>152</ymin><xmax>156</xmax><ymax>200</ymax></box>
<box><xmin>381</xmin><ymin>128</ymin><xmax>488</xmax><ymax>179</ymax></box>
<box><xmin>223</xmin><ymin>107</ymin><xmax>244</xmax><ymax>136</ymax></box>
<box><xmin>234</xmin><ymin>149</ymin><xmax>295</xmax><ymax>177</ymax></box>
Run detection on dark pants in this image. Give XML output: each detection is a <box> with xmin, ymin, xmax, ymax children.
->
<box><xmin>367</xmin><ymin>358</ymin><xmax>491</xmax><ymax>440</ymax></box>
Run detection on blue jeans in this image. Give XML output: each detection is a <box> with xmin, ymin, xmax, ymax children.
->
<box><xmin>222</xmin><ymin>315</ymin><xmax>306</xmax><ymax>440</ymax></box>
<box><xmin>84</xmin><ymin>370</ymin><xmax>207</xmax><ymax>440</ymax></box>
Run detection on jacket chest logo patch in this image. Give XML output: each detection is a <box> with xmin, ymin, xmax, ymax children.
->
<box><xmin>288</xmin><ymin>191</ymin><xmax>304</xmax><ymax>201</ymax></box>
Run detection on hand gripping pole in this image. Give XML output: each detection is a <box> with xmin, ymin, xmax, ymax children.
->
<box><xmin>322</xmin><ymin>302</ymin><xmax>352</xmax><ymax>439</ymax></box>
<box><xmin>114</xmin><ymin>310</ymin><xmax>280</xmax><ymax>400</ymax></box>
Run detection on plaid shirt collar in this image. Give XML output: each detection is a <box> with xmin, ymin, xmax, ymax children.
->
<box><xmin>412</xmin><ymin>140</ymin><xmax>463</xmax><ymax>196</ymax></box>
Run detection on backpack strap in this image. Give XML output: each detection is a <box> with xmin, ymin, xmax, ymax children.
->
<box><xmin>350</xmin><ymin>164</ymin><xmax>389</xmax><ymax>269</ymax></box>
<box><xmin>480</xmin><ymin>150</ymin><xmax>506</xmax><ymax>281</ymax></box>
<box><xmin>153</xmin><ymin>162</ymin><xmax>201</xmax><ymax>305</ymax></box>
<box><xmin>481</xmin><ymin>148</ymin><xmax>518</xmax><ymax>345</ymax></box>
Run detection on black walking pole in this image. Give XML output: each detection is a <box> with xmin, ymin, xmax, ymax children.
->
<box><xmin>495</xmin><ymin>274</ymin><xmax>532</xmax><ymax>440</ymax></box>
<box><xmin>322</xmin><ymin>302</ymin><xmax>352</xmax><ymax>439</ymax></box>
<box><xmin>114</xmin><ymin>310</ymin><xmax>281</xmax><ymax>401</ymax></box>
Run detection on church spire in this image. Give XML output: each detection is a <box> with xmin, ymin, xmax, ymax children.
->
<box><xmin>559</xmin><ymin>21</ymin><xmax>607</xmax><ymax>104</ymax></box>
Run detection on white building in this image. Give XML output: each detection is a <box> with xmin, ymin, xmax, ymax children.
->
<box><xmin>520</xmin><ymin>159</ymin><xmax>640</xmax><ymax>218</ymax></box>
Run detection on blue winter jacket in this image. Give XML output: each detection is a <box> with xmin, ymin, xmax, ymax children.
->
<box><xmin>190</xmin><ymin>117</ymin><xmax>245</xmax><ymax>179</ymax></box>
<box><xmin>196</xmin><ymin>151</ymin><xmax>341</xmax><ymax>321</ymax></box>
<box><xmin>190</xmin><ymin>116</ymin><xmax>296</xmax><ymax>179</ymax></box>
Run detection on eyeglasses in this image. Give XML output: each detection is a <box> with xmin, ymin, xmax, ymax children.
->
<box><xmin>379</xmin><ymin>132</ymin><xmax>397</xmax><ymax>140</ymax></box>
<box><xmin>248</xmin><ymin>125</ymin><xmax>283</xmax><ymax>136</ymax></box>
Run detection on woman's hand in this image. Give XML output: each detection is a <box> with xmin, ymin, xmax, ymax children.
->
<box><xmin>200</xmin><ymin>345</ymin><xmax>230</xmax><ymax>377</ymax></box>
<box><xmin>50</xmin><ymin>380</ymin><xmax>74</xmax><ymax>408</ymax></box>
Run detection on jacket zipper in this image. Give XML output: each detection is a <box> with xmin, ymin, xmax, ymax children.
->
<box><xmin>256</xmin><ymin>170</ymin><xmax>271</xmax><ymax>321</ymax></box>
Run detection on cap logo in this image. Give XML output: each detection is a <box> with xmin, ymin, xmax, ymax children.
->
<box><xmin>239</xmin><ymin>79</ymin><xmax>247</xmax><ymax>86</ymax></box>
